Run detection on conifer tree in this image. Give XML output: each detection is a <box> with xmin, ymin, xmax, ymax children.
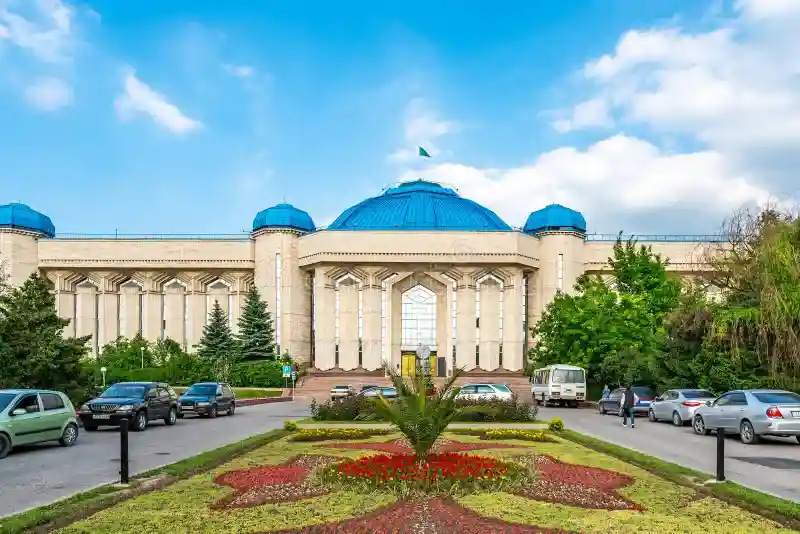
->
<box><xmin>196</xmin><ymin>300</ymin><xmax>237</xmax><ymax>374</ymax></box>
<box><xmin>236</xmin><ymin>287</ymin><xmax>276</xmax><ymax>361</ymax></box>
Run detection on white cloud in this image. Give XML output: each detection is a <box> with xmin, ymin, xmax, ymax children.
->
<box><xmin>552</xmin><ymin>97</ymin><xmax>612</xmax><ymax>132</ymax></box>
<box><xmin>24</xmin><ymin>76</ymin><xmax>72</xmax><ymax>109</ymax></box>
<box><xmin>114</xmin><ymin>70</ymin><xmax>201</xmax><ymax>133</ymax></box>
<box><xmin>388</xmin><ymin>97</ymin><xmax>457</xmax><ymax>162</ymax></box>
<box><xmin>223</xmin><ymin>63</ymin><xmax>255</xmax><ymax>78</ymax></box>
<box><xmin>0</xmin><ymin>0</ymin><xmax>75</xmax><ymax>62</ymax></box>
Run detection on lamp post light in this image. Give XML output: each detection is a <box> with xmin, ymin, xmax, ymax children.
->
<box><xmin>100</xmin><ymin>366</ymin><xmax>107</xmax><ymax>388</ymax></box>
<box><xmin>140</xmin><ymin>347</ymin><xmax>144</xmax><ymax>369</ymax></box>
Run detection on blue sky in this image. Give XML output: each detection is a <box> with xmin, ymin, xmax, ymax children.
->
<box><xmin>1</xmin><ymin>0</ymin><xmax>796</xmax><ymax>236</ymax></box>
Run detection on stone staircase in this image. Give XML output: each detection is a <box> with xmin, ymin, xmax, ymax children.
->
<box><xmin>297</xmin><ymin>373</ymin><xmax>532</xmax><ymax>402</ymax></box>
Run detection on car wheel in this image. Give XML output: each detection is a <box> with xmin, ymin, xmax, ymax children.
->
<box><xmin>672</xmin><ymin>411</ymin><xmax>683</xmax><ymax>427</ymax></box>
<box><xmin>648</xmin><ymin>409</ymin><xmax>657</xmax><ymax>422</ymax></box>
<box><xmin>0</xmin><ymin>433</ymin><xmax>11</xmax><ymax>459</ymax></box>
<box><xmin>59</xmin><ymin>423</ymin><xmax>79</xmax><ymax>447</ymax></box>
<box><xmin>740</xmin><ymin>420</ymin><xmax>760</xmax><ymax>444</ymax></box>
<box><xmin>131</xmin><ymin>411</ymin><xmax>147</xmax><ymax>432</ymax></box>
<box><xmin>164</xmin><ymin>407</ymin><xmax>178</xmax><ymax>426</ymax></box>
<box><xmin>208</xmin><ymin>404</ymin><xmax>218</xmax><ymax>418</ymax></box>
<box><xmin>693</xmin><ymin>415</ymin><xmax>710</xmax><ymax>436</ymax></box>
<box><xmin>795</xmin><ymin>436</ymin><xmax>800</xmax><ymax>444</ymax></box>
<box><xmin>598</xmin><ymin>403</ymin><xmax>606</xmax><ymax>415</ymax></box>
<box><xmin>177</xmin><ymin>413</ymin><xmax>184</xmax><ymax>419</ymax></box>
<box><xmin>227</xmin><ymin>403</ymin><xmax>235</xmax><ymax>416</ymax></box>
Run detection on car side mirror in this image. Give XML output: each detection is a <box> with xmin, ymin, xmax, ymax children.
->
<box><xmin>11</xmin><ymin>408</ymin><xmax>27</xmax><ymax>416</ymax></box>
<box><xmin>705</xmin><ymin>400</ymin><xmax>713</xmax><ymax>406</ymax></box>
<box><xmin>216</xmin><ymin>392</ymin><xmax>223</xmax><ymax>397</ymax></box>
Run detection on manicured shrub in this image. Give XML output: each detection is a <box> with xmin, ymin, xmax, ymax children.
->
<box><xmin>453</xmin><ymin>395</ymin><xmax>538</xmax><ymax>422</ymax></box>
<box><xmin>310</xmin><ymin>396</ymin><xmax>376</xmax><ymax>421</ymax></box>
<box><xmin>289</xmin><ymin>428</ymin><xmax>389</xmax><ymax>442</ymax></box>
<box><xmin>283</xmin><ymin>420</ymin><xmax>298</xmax><ymax>431</ymax></box>
<box><xmin>548</xmin><ymin>417</ymin><xmax>565</xmax><ymax>431</ymax></box>
<box><xmin>481</xmin><ymin>429</ymin><xmax>554</xmax><ymax>442</ymax></box>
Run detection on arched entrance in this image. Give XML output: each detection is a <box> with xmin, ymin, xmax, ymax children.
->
<box><xmin>400</xmin><ymin>285</ymin><xmax>437</xmax><ymax>376</ymax></box>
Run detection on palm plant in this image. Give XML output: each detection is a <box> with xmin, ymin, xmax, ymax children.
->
<box><xmin>373</xmin><ymin>366</ymin><xmax>463</xmax><ymax>459</ymax></box>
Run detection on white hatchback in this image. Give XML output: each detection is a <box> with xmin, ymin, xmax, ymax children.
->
<box><xmin>455</xmin><ymin>383</ymin><xmax>513</xmax><ymax>401</ymax></box>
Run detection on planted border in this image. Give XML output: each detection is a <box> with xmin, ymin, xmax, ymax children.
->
<box><xmin>288</xmin><ymin>428</ymin><xmax>390</xmax><ymax>442</ymax></box>
<box><xmin>559</xmin><ymin>428</ymin><xmax>800</xmax><ymax>529</ymax></box>
<box><xmin>0</xmin><ymin>429</ymin><xmax>289</xmax><ymax>534</ymax></box>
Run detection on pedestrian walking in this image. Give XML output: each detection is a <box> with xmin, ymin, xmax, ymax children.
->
<box><xmin>621</xmin><ymin>385</ymin><xmax>638</xmax><ymax>428</ymax></box>
<box><xmin>601</xmin><ymin>384</ymin><xmax>610</xmax><ymax>399</ymax></box>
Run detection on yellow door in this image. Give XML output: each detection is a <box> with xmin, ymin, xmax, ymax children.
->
<box><xmin>401</xmin><ymin>354</ymin><xmax>416</xmax><ymax>377</ymax></box>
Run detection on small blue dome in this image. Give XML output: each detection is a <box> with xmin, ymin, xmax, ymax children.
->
<box><xmin>328</xmin><ymin>179</ymin><xmax>511</xmax><ymax>231</ymax></box>
<box><xmin>252</xmin><ymin>203</ymin><xmax>315</xmax><ymax>233</ymax></box>
<box><xmin>523</xmin><ymin>204</ymin><xmax>586</xmax><ymax>235</ymax></box>
<box><xmin>0</xmin><ymin>203</ymin><xmax>55</xmax><ymax>237</ymax></box>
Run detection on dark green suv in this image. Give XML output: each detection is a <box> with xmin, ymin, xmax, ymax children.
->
<box><xmin>178</xmin><ymin>382</ymin><xmax>236</xmax><ymax>418</ymax></box>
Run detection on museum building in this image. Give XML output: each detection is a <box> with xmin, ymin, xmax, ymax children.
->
<box><xmin>0</xmin><ymin>179</ymin><xmax>710</xmax><ymax>376</ymax></box>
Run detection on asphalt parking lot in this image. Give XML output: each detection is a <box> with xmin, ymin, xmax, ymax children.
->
<box><xmin>0</xmin><ymin>400</ymin><xmax>311</xmax><ymax>518</ymax></box>
<box><xmin>538</xmin><ymin>405</ymin><xmax>800</xmax><ymax>503</ymax></box>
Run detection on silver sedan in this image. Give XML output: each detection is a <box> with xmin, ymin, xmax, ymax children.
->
<box><xmin>647</xmin><ymin>388</ymin><xmax>716</xmax><ymax>426</ymax></box>
<box><xmin>692</xmin><ymin>389</ymin><xmax>800</xmax><ymax>445</ymax></box>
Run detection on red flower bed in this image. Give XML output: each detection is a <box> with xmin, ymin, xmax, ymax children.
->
<box><xmin>512</xmin><ymin>455</ymin><xmax>642</xmax><ymax>511</ymax></box>
<box><xmin>317</xmin><ymin>438</ymin><xmax>526</xmax><ymax>455</ymax></box>
<box><xmin>211</xmin><ymin>455</ymin><xmax>337</xmax><ymax>508</ymax></box>
<box><xmin>270</xmin><ymin>497</ymin><xmax>581</xmax><ymax>534</ymax></box>
<box><xmin>336</xmin><ymin>453</ymin><xmax>510</xmax><ymax>482</ymax></box>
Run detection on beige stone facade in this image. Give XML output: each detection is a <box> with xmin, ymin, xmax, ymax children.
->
<box><xmin>0</xmin><ymin>223</ymin><xmax>715</xmax><ymax>376</ymax></box>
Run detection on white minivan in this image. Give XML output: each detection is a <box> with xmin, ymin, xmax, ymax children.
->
<box><xmin>530</xmin><ymin>364</ymin><xmax>587</xmax><ymax>407</ymax></box>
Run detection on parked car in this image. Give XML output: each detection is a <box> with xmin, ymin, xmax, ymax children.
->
<box><xmin>455</xmin><ymin>383</ymin><xmax>513</xmax><ymax>401</ymax></box>
<box><xmin>648</xmin><ymin>389</ymin><xmax>716</xmax><ymax>426</ymax></box>
<box><xmin>692</xmin><ymin>389</ymin><xmax>800</xmax><ymax>444</ymax></box>
<box><xmin>330</xmin><ymin>385</ymin><xmax>356</xmax><ymax>401</ymax></box>
<box><xmin>0</xmin><ymin>389</ymin><xmax>79</xmax><ymax>459</ymax></box>
<box><xmin>359</xmin><ymin>386</ymin><xmax>397</xmax><ymax>399</ymax></box>
<box><xmin>597</xmin><ymin>386</ymin><xmax>656</xmax><ymax>416</ymax></box>
<box><xmin>360</xmin><ymin>385</ymin><xmax>380</xmax><ymax>392</ymax></box>
<box><xmin>77</xmin><ymin>382</ymin><xmax>180</xmax><ymax>432</ymax></box>
<box><xmin>178</xmin><ymin>382</ymin><xmax>236</xmax><ymax>418</ymax></box>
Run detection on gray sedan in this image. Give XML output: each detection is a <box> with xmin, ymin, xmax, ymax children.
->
<box><xmin>648</xmin><ymin>389</ymin><xmax>716</xmax><ymax>426</ymax></box>
<box><xmin>692</xmin><ymin>389</ymin><xmax>800</xmax><ymax>444</ymax></box>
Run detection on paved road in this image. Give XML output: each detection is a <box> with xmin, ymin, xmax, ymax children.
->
<box><xmin>0</xmin><ymin>401</ymin><xmax>310</xmax><ymax>518</ymax></box>
<box><xmin>538</xmin><ymin>406</ymin><xmax>800</xmax><ymax>503</ymax></box>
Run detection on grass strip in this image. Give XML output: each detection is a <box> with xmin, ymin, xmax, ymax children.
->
<box><xmin>0</xmin><ymin>429</ymin><xmax>289</xmax><ymax>534</ymax></box>
<box><xmin>559</xmin><ymin>428</ymin><xmax>800</xmax><ymax>529</ymax></box>
<box><xmin>172</xmin><ymin>387</ymin><xmax>283</xmax><ymax>399</ymax></box>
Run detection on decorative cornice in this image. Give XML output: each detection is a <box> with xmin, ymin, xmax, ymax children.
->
<box><xmin>532</xmin><ymin>230</ymin><xmax>587</xmax><ymax>239</ymax></box>
<box><xmin>251</xmin><ymin>228</ymin><xmax>306</xmax><ymax>238</ymax></box>
<box><xmin>39</xmin><ymin>259</ymin><xmax>255</xmax><ymax>266</ymax></box>
<box><xmin>299</xmin><ymin>251</ymin><xmax>538</xmax><ymax>261</ymax></box>
<box><xmin>0</xmin><ymin>227</ymin><xmax>47</xmax><ymax>238</ymax></box>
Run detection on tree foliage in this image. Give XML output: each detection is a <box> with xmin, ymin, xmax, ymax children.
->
<box><xmin>0</xmin><ymin>273</ymin><xmax>92</xmax><ymax>402</ymax></box>
<box><xmin>236</xmin><ymin>287</ymin><xmax>276</xmax><ymax>361</ymax></box>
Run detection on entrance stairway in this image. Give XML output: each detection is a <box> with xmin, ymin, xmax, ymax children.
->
<box><xmin>296</xmin><ymin>372</ymin><xmax>532</xmax><ymax>402</ymax></box>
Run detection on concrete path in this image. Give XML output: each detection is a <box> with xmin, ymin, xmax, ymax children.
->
<box><xmin>0</xmin><ymin>400</ymin><xmax>311</xmax><ymax>518</ymax></box>
<box><xmin>298</xmin><ymin>422</ymin><xmax>547</xmax><ymax>430</ymax></box>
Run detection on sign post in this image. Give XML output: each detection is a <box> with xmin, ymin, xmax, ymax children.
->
<box><xmin>119</xmin><ymin>417</ymin><xmax>129</xmax><ymax>484</ymax></box>
<box><xmin>291</xmin><ymin>369</ymin><xmax>297</xmax><ymax>399</ymax></box>
<box><xmin>282</xmin><ymin>364</ymin><xmax>291</xmax><ymax>390</ymax></box>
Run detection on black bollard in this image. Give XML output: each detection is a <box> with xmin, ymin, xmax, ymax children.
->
<box><xmin>119</xmin><ymin>418</ymin><xmax>130</xmax><ymax>484</ymax></box>
<box><xmin>715</xmin><ymin>428</ymin><xmax>725</xmax><ymax>482</ymax></box>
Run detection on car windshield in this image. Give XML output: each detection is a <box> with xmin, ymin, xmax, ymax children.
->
<box><xmin>683</xmin><ymin>390</ymin><xmax>714</xmax><ymax>399</ymax></box>
<box><xmin>632</xmin><ymin>387</ymin><xmax>655</xmax><ymax>397</ymax></box>
<box><xmin>362</xmin><ymin>385</ymin><xmax>378</xmax><ymax>391</ymax></box>
<box><xmin>334</xmin><ymin>386</ymin><xmax>349</xmax><ymax>390</ymax></box>
<box><xmin>551</xmin><ymin>369</ymin><xmax>585</xmax><ymax>383</ymax></box>
<box><xmin>0</xmin><ymin>393</ymin><xmax>16</xmax><ymax>412</ymax></box>
<box><xmin>491</xmin><ymin>385</ymin><xmax>511</xmax><ymax>393</ymax></box>
<box><xmin>752</xmin><ymin>392</ymin><xmax>800</xmax><ymax>404</ymax></box>
<box><xmin>184</xmin><ymin>385</ymin><xmax>217</xmax><ymax>396</ymax></box>
<box><xmin>101</xmin><ymin>384</ymin><xmax>147</xmax><ymax>398</ymax></box>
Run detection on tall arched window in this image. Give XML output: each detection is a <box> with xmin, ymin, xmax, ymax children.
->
<box><xmin>401</xmin><ymin>285</ymin><xmax>436</xmax><ymax>349</ymax></box>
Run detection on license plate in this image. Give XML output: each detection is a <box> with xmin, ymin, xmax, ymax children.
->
<box><xmin>182</xmin><ymin>406</ymin><xmax>194</xmax><ymax>411</ymax></box>
<box><xmin>93</xmin><ymin>414</ymin><xmax>110</xmax><ymax>420</ymax></box>
<box><xmin>792</xmin><ymin>411</ymin><xmax>800</xmax><ymax>418</ymax></box>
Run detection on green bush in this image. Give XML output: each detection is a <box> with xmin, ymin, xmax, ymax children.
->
<box><xmin>283</xmin><ymin>420</ymin><xmax>298</xmax><ymax>431</ymax></box>
<box><xmin>289</xmin><ymin>428</ymin><xmax>389</xmax><ymax>442</ymax></box>
<box><xmin>548</xmin><ymin>417</ymin><xmax>565</xmax><ymax>431</ymax></box>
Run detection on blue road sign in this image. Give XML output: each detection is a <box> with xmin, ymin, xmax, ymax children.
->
<box><xmin>282</xmin><ymin>364</ymin><xmax>291</xmax><ymax>378</ymax></box>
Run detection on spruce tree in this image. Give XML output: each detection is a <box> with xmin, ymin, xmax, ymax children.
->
<box><xmin>236</xmin><ymin>287</ymin><xmax>276</xmax><ymax>361</ymax></box>
<box><xmin>0</xmin><ymin>273</ymin><xmax>92</xmax><ymax>401</ymax></box>
<box><xmin>196</xmin><ymin>299</ymin><xmax>236</xmax><ymax>363</ymax></box>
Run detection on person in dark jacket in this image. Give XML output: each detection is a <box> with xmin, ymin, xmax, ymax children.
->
<box><xmin>621</xmin><ymin>385</ymin><xmax>637</xmax><ymax>428</ymax></box>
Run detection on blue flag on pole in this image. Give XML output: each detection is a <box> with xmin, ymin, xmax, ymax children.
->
<box><xmin>418</xmin><ymin>146</ymin><xmax>431</xmax><ymax>158</ymax></box>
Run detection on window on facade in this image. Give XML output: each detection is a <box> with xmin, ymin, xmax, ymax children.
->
<box><xmin>475</xmin><ymin>345</ymin><xmax>480</xmax><ymax>367</ymax></box>
<box><xmin>401</xmin><ymin>285</ymin><xmax>436</xmax><ymax>348</ymax></box>
<box><xmin>275</xmin><ymin>253</ymin><xmax>282</xmax><ymax>348</ymax></box>
<box><xmin>499</xmin><ymin>344</ymin><xmax>503</xmax><ymax>368</ymax></box>
<box><xmin>557</xmin><ymin>254</ymin><xmax>564</xmax><ymax>290</ymax></box>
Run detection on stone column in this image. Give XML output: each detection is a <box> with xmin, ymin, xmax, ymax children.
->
<box><xmin>338</xmin><ymin>278</ymin><xmax>359</xmax><ymax>370</ymax></box>
<box><xmin>313</xmin><ymin>268</ymin><xmax>336</xmax><ymax>370</ymax></box>
<box><xmin>228</xmin><ymin>273</ymin><xmax>252</xmax><ymax>335</ymax></box>
<box><xmin>94</xmin><ymin>273</ymin><xmax>121</xmax><ymax>351</ymax></box>
<box><xmin>75</xmin><ymin>280</ymin><xmax>98</xmax><ymax>355</ymax></box>
<box><xmin>136</xmin><ymin>272</ymin><xmax>167</xmax><ymax>342</ymax></box>
<box><xmin>361</xmin><ymin>275</ymin><xmax>383</xmax><ymax>371</ymax></box>
<box><xmin>119</xmin><ymin>280</ymin><xmax>142</xmax><ymax>338</ymax></box>
<box><xmin>479</xmin><ymin>278</ymin><xmax>501</xmax><ymax>371</ymax></box>
<box><xmin>526</xmin><ymin>271</ymin><xmax>540</xmax><ymax>337</ymax></box>
<box><xmin>502</xmin><ymin>269</ymin><xmax>523</xmax><ymax>371</ymax></box>
<box><xmin>455</xmin><ymin>273</ymin><xmax>477</xmax><ymax>371</ymax></box>
<box><xmin>184</xmin><ymin>274</ymin><xmax>209</xmax><ymax>352</ymax></box>
<box><xmin>46</xmin><ymin>271</ymin><xmax>77</xmax><ymax>338</ymax></box>
<box><xmin>207</xmin><ymin>279</ymin><xmax>231</xmax><ymax>324</ymax></box>
<box><xmin>163</xmin><ymin>279</ymin><xmax>187</xmax><ymax>347</ymax></box>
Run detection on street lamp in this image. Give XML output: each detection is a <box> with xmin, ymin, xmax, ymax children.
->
<box><xmin>100</xmin><ymin>366</ymin><xmax>107</xmax><ymax>388</ymax></box>
<box><xmin>140</xmin><ymin>347</ymin><xmax>144</xmax><ymax>369</ymax></box>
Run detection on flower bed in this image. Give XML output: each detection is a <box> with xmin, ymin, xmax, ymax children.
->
<box><xmin>316</xmin><ymin>437</ymin><xmax>527</xmax><ymax>455</ymax></box>
<box><xmin>481</xmin><ymin>429</ymin><xmax>553</xmax><ymax>442</ymax></box>
<box><xmin>319</xmin><ymin>453</ymin><xmax>531</xmax><ymax>494</ymax></box>
<box><xmin>289</xmin><ymin>428</ymin><xmax>389</xmax><ymax>442</ymax></box>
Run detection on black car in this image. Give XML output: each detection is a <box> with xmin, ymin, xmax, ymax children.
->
<box><xmin>178</xmin><ymin>382</ymin><xmax>236</xmax><ymax>418</ymax></box>
<box><xmin>78</xmin><ymin>382</ymin><xmax>180</xmax><ymax>432</ymax></box>
<box><xmin>597</xmin><ymin>386</ymin><xmax>657</xmax><ymax>416</ymax></box>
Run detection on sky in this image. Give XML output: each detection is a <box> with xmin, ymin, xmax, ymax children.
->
<box><xmin>1</xmin><ymin>0</ymin><xmax>798</xmax><ymax>236</ymax></box>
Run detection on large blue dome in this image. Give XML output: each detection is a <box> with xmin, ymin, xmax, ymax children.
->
<box><xmin>252</xmin><ymin>203</ymin><xmax>315</xmax><ymax>233</ymax></box>
<box><xmin>523</xmin><ymin>204</ymin><xmax>586</xmax><ymax>235</ymax></box>
<box><xmin>0</xmin><ymin>203</ymin><xmax>55</xmax><ymax>237</ymax></box>
<box><xmin>327</xmin><ymin>179</ymin><xmax>511</xmax><ymax>231</ymax></box>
